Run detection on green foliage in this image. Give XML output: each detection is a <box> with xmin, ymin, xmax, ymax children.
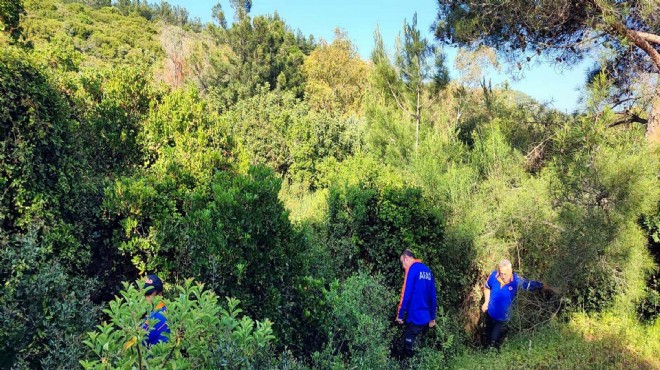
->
<box><xmin>4</xmin><ymin>1</ymin><xmax>660</xmax><ymax>368</ymax></box>
<box><xmin>0</xmin><ymin>226</ymin><xmax>99</xmax><ymax>369</ymax></box>
<box><xmin>302</xmin><ymin>30</ymin><xmax>369</xmax><ymax>115</ymax></box>
<box><xmin>24</xmin><ymin>0</ymin><xmax>162</xmax><ymax>67</ymax></box>
<box><xmin>313</xmin><ymin>273</ymin><xmax>396</xmax><ymax>369</ymax></box>
<box><xmin>98</xmin><ymin>84</ymin><xmax>340</xmax><ymax>356</ymax></box>
<box><xmin>363</xmin><ymin>93</ymin><xmax>415</xmax><ymax>166</ymax></box>
<box><xmin>140</xmin><ymin>87</ymin><xmax>239</xmax><ymax>181</ymax></box>
<box><xmin>288</xmin><ymin>112</ymin><xmax>364</xmax><ymax>188</ymax></box>
<box><xmin>225</xmin><ymin>88</ymin><xmax>362</xmax><ymax>188</ymax></box>
<box><xmin>73</xmin><ymin>66</ymin><xmax>154</xmax><ymax>173</ymax></box>
<box><xmin>0</xmin><ymin>0</ymin><xmax>25</xmax><ymax>43</ymax></box>
<box><xmin>543</xmin><ymin>117</ymin><xmax>659</xmax><ymax>311</ymax></box>
<box><xmin>80</xmin><ymin>279</ymin><xmax>276</xmax><ymax>369</ymax></box>
<box><xmin>0</xmin><ymin>43</ymin><xmax>115</xmax><ymax>370</ymax></box>
<box><xmin>224</xmin><ymin>88</ymin><xmax>307</xmax><ymax>175</ymax></box>
<box><xmin>371</xmin><ymin>13</ymin><xmax>449</xmax><ymax>151</ymax></box>
<box><xmin>325</xmin><ymin>165</ymin><xmax>447</xmax><ymax>295</ymax></box>
<box><xmin>0</xmin><ymin>45</ymin><xmax>103</xmax><ymax>273</ymax></box>
<box><xmin>181</xmin><ymin>167</ymin><xmax>305</xmax><ymax>325</ymax></box>
<box><xmin>449</xmin><ymin>311</ymin><xmax>660</xmax><ymax>369</ymax></box>
<box><xmin>210</xmin><ymin>12</ymin><xmax>310</xmax><ymax>109</ymax></box>
<box><xmin>103</xmin><ymin>87</ymin><xmax>239</xmax><ymax>273</ymax></box>
<box><xmin>0</xmin><ymin>46</ymin><xmax>70</xmax><ymax>231</ymax></box>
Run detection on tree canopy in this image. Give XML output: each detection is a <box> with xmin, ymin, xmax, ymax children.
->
<box><xmin>435</xmin><ymin>0</ymin><xmax>660</xmax><ymax>143</ymax></box>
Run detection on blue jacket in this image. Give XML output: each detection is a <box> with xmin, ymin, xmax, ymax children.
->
<box><xmin>485</xmin><ymin>270</ymin><xmax>543</xmax><ymax>321</ymax></box>
<box><xmin>142</xmin><ymin>302</ymin><xmax>170</xmax><ymax>345</ymax></box>
<box><xmin>397</xmin><ymin>260</ymin><xmax>437</xmax><ymax>325</ymax></box>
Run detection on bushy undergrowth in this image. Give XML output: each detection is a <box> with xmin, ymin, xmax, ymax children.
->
<box><xmin>450</xmin><ymin>310</ymin><xmax>660</xmax><ymax>370</ymax></box>
<box><xmin>80</xmin><ymin>280</ymin><xmax>277</xmax><ymax>369</ymax></box>
<box><xmin>2</xmin><ymin>1</ymin><xmax>660</xmax><ymax>368</ymax></box>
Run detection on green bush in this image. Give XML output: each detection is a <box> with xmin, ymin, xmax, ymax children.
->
<box><xmin>313</xmin><ymin>273</ymin><xmax>396</xmax><ymax>369</ymax></box>
<box><xmin>106</xmin><ymin>162</ymin><xmax>309</xmax><ymax>350</ymax></box>
<box><xmin>0</xmin><ymin>46</ymin><xmax>105</xmax><ymax>368</ymax></box>
<box><xmin>0</xmin><ymin>226</ymin><xmax>98</xmax><ymax>369</ymax></box>
<box><xmin>224</xmin><ymin>88</ymin><xmax>362</xmax><ymax>189</ymax></box>
<box><xmin>80</xmin><ymin>279</ymin><xmax>276</xmax><ymax>369</ymax></box>
<box><xmin>325</xmin><ymin>178</ymin><xmax>446</xmax><ymax>295</ymax></box>
<box><xmin>543</xmin><ymin>117</ymin><xmax>659</xmax><ymax>311</ymax></box>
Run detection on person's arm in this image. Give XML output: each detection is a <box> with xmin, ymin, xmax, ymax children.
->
<box><xmin>482</xmin><ymin>274</ymin><xmax>492</xmax><ymax>312</ymax></box>
<box><xmin>482</xmin><ymin>287</ymin><xmax>490</xmax><ymax>312</ymax></box>
<box><xmin>429</xmin><ymin>272</ymin><xmax>437</xmax><ymax>328</ymax></box>
<box><xmin>519</xmin><ymin>276</ymin><xmax>543</xmax><ymax>291</ymax></box>
<box><xmin>396</xmin><ymin>267</ymin><xmax>416</xmax><ymax>323</ymax></box>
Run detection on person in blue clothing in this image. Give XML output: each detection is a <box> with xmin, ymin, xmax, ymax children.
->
<box><xmin>395</xmin><ymin>249</ymin><xmax>437</xmax><ymax>358</ymax></box>
<box><xmin>142</xmin><ymin>274</ymin><xmax>170</xmax><ymax>346</ymax></box>
<box><xmin>481</xmin><ymin>259</ymin><xmax>549</xmax><ymax>349</ymax></box>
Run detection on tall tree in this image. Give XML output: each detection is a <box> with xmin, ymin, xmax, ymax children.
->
<box><xmin>230</xmin><ymin>0</ymin><xmax>252</xmax><ymax>21</ymax></box>
<box><xmin>435</xmin><ymin>0</ymin><xmax>660</xmax><ymax>143</ymax></box>
<box><xmin>302</xmin><ymin>29</ymin><xmax>369</xmax><ymax>115</ymax></box>
<box><xmin>212</xmin><ymin>2</ymin><xmax>228</xmax><ymax>29</ymax></box>
<box><xmin>372</xmin><ymin>13</ymin><xmax>449</xmax><ymax>152</ymax></box>
<box><xmin>210</xmin><ymin>11</ymin><xmax>309</xmax><ymax>109</ymax></box>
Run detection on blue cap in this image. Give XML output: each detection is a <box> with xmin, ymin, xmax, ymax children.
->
<box><xmin>143</xmin><ymin>274</ymin><xmax>163</xmax><ymax>296</ymax></box>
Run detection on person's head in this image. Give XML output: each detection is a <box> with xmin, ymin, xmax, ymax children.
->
<box><xmin>497</xmin><ymin>259</ymin><xmax>513</xmax><ymax>282</ymax></box>
<box><xmin>400</xmin><ymin>249</ymin><xmax>416</xmax><ymax>270</ymax></box>
<box><xmin>143</xmin><ymin>274</ymin><xmax>164</xmax><ymax>303</ymax></box>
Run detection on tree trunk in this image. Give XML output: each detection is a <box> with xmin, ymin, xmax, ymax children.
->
<box><xmin>415</xmin><ymin>85</ymin><xmax>421</xmax><ymax>153</ymax></box>
<box><xmin>415</xmin><ymin>116</ymin><xmax>420</xmax><ymax>153</ymax></box>
<box><xmin>647</xmin><ymin>85</ymin><xmax>660</xmax><ymax>145</ymax></box>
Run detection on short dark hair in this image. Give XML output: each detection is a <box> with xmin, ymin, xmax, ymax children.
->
<box><xmin>400</xmin><ymin>249</ymin><xmax>415</xmax><ymax>258</ymax></box>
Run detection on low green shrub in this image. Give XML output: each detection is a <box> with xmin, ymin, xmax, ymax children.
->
<box><xmin>80</xmin><ymin>279</ymin><xmax>276</xmax><ymax>369</ymax></box>
<box><xmin>313</xmin><ymin>273</ymin><xmax>396</xmax><ymax>369</ymax></box>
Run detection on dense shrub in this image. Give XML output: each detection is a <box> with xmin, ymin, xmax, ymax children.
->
<box><xmin>543</xmin><ymin>118</ymin><xmax>659</xmax><ymax>311</ymax></box>
<box><xmin>3</xmin><ymin>1</ymin><xmax>660</xmax><ymax>368</ymax></box>
<box><xmin>224</xmin><ymin>88</ymin><xmax>362</xmax><ymax>189</ymax></box>
<box><xmin>325</xmin><ymin>177</ymin><xmax>447</xmax><ymax>295</ymax></box>
<box><xmin>0</xmin><ymin>226</ymin><xmax>98</xmax><ymax>369</ymax></box>
<box><xmin>312</xmin><ymin>273</ymin><xmax>396</xmax><ymax>369</ymax></box>
<box><xmin>80</xmin><ymin>279</ymin><xmax>276</xmax><ymax>369</ymax></box>
<box><xmin>0</xmin><ymin>46</ymin><xmax>101</xmax><ymax>368</ymax></box>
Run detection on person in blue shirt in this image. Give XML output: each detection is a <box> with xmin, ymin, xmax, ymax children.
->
<box><xmin>142</xmin><ymin>274</ymin><xmax>170</xmax><ymax>346</ymax></box>
<box><xmin>395</xmin><ymin>249</ymin><xmax>437</xmax><ymax>358</ymax></box>
<box><xmin>481</xmin><ymin>259</ymin><xmax>548</xmax><ymax>349</ymax></box>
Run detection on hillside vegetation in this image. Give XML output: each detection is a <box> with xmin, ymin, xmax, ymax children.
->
<box><xmin>1</xmin><ymin>0</ymin><xmax>659</xmax><ymax>368</ymax></box>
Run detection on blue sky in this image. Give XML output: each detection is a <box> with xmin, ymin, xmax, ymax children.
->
<box><xmin>169</xmin><ymin>0</ymin><xmax>591</xmax><ymax>112</ymax></box>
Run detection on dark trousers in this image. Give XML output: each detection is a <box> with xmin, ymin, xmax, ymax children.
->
<box><xmin>483</xmin><ymin>314</ymin><xmax>508</xmax><ymax>349</ymax></box>
<box><xmin>403</xmin><ymin>322</ymin><xmax>428</xmax><ymax>357</ymax></box>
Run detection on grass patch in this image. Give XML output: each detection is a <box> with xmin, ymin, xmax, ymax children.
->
<box><xmin>448</xmin><ymin>312</ymin><xmax>660</xmax><ymax>369</ymax></box>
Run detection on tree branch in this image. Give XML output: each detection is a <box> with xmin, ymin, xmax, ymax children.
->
<box><xmin>634</xmin><ymin>31</ymin><xmax>660</xmax><ymax>46</ymax></box>
<box><xmin>385</xmin><ymin>78</ymin><xmax>414</xmax><ymax>118</ymax></box>
<box><xmin>599</xmin><ymin>6</ymin><xmax>660</xmax><ymax>73</ymax></box>
<box><xmin>608</xmin><ymin>112</ymin><xmax>648</xmax><ymax>128</ymax></box>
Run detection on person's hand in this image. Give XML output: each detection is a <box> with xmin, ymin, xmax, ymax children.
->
<box><xmin>428</xmin><ymin>320</ymin><xmax>436</xmax><ymax>328</ymax></box>
<box><xmin>395</xmin><ymin>318</ymin><xmax>403</xmax><ymax>325</ymax></box>
<box><xmin>543</xmin><ymin>284</ymin><xmax>561</xmax><ymax>294</ymax></box>
<box><xmin>481</xmin><ymin>302</ymin><xmax>488</xmax><ymax>313</ymax></box>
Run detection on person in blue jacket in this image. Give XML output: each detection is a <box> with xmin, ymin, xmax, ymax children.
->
<box><xmin>395</xmin><ymin>249</ymin><xmax>437</xmax><ymax>358</ymax></box>
<box><xmin>142</xmin><ymin>274</ymin><xmax>170</xmax><ymax>346</ymax></box>
<box><xmin>481</xmin><ymin>259</ymin><xmax>548</xmax><ymax>349</ymax></box>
